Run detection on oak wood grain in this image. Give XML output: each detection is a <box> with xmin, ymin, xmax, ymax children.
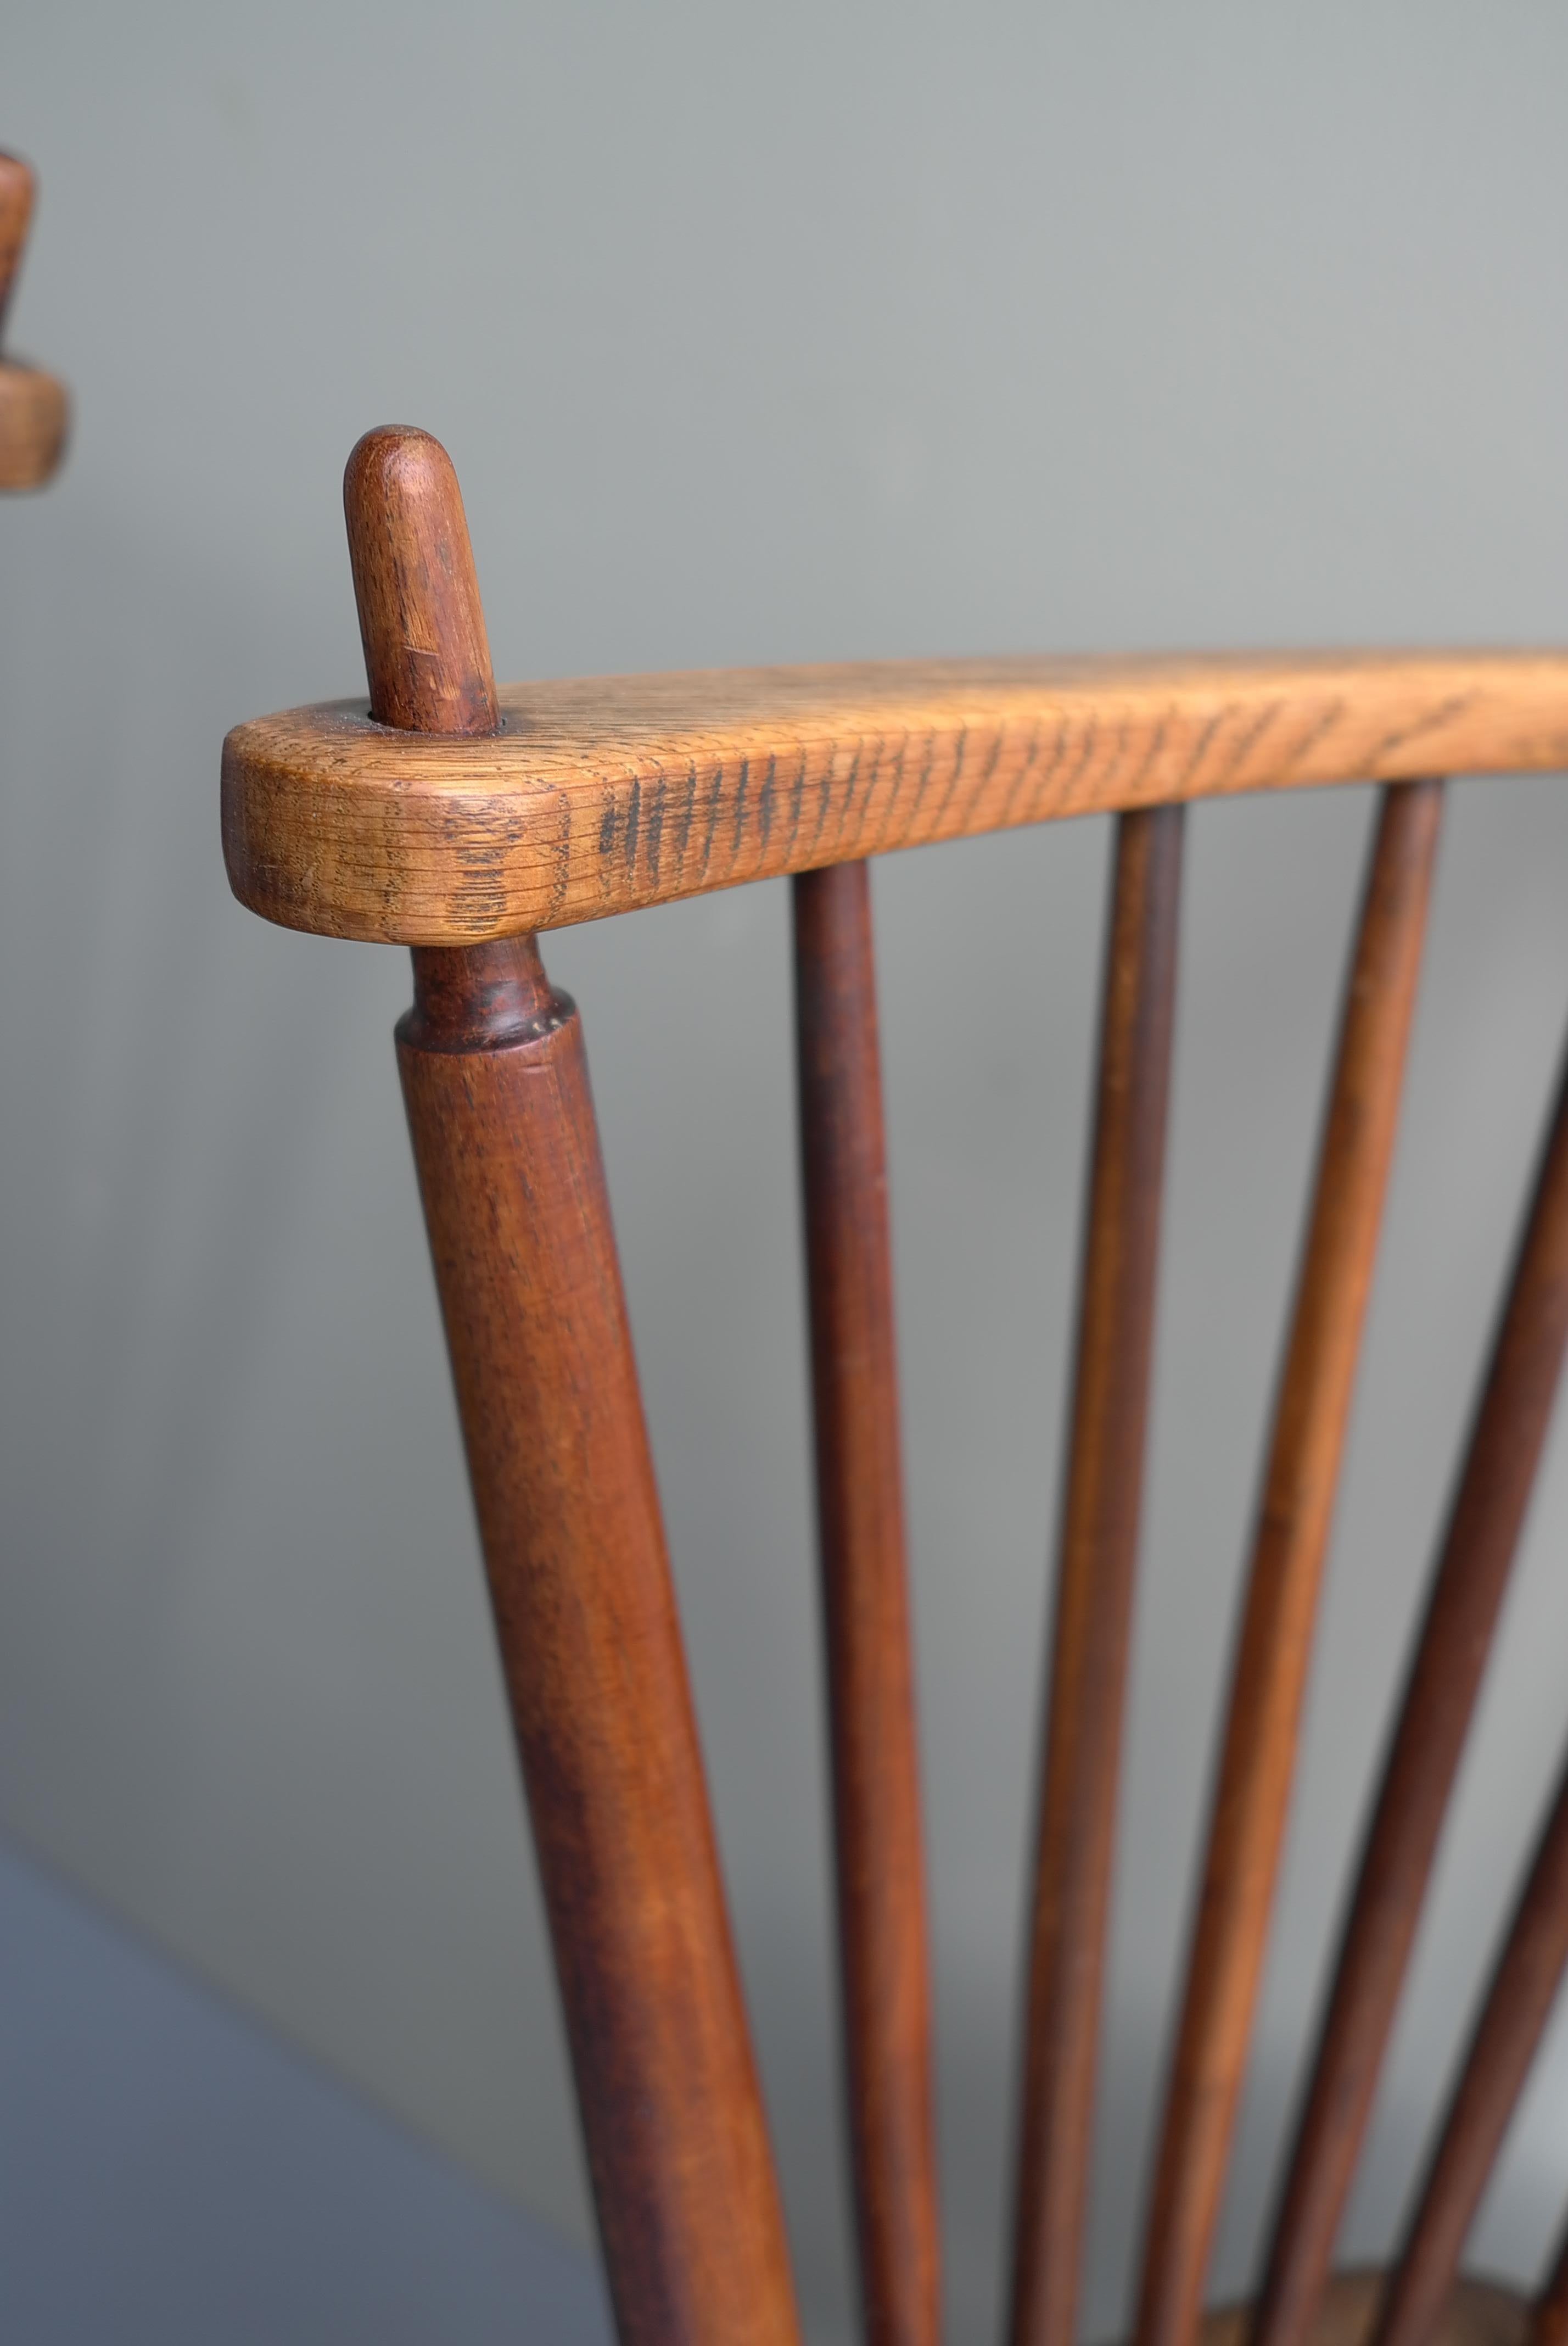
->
<box><xmin>794</xmin><ymin>859</ymin><xmax>940</xmax><ymax>2346</ymax></box>
<box><xmin>0</xmin><ymin>150</ymin><xmax>66</xmax><ymax>492</ymax></box>
<box><xmin>1133</xmin><ymin>781</ymin><xmax>1445</xmax><ymax>2346</ymax></box>
<box><xmin>221</xmin><ymin>651</ymin><xmax>1568</xmax><ymax>943</ymax></box>
<box><xmin>1371</xmin><ymin>1749</ymin><xmax>1568</xmax><ymax>2346</ymax></box>
<box><xmin>1251</xmin><ymin>1036</ymin><xmax>1568</xmax><ymax>2346</ymax></box>
<box><xmin>349</xmin><ymin>428</ymin><xmax>801</xmax><ymax>2346</ymax></box>
<box><xmin>1009</xmin><ymin>805</ymin><xmax>1185</xmax><ymax>2346</ymax></box>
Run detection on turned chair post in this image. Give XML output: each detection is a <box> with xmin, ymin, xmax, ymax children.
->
<box><xmin>344</xmin><ymin>429</ymin><xmax>800</xmax><ymax>2346</ymax></box>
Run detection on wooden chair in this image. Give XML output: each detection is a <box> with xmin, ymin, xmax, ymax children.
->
<box><xmin>0</xmin><ymin>152</ymin><xmax>67</xmax><ymax>493</ymax></box>
<box><xmin>222</xmin><ymin>426</ymin><xmax>1568</xmax><ymax>2346</ymax></box>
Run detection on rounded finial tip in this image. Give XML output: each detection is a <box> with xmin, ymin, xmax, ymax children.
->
<box><xmin>343</xmin><ymin>425</ymin><xmax>499</xmax><ymax>738</ymax></box>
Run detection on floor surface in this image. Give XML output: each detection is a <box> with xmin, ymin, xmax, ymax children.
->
<box><xmin>0</xmin><ymin>1838</ymin><xmax>611</xmax><ymax>2343</ymax></box>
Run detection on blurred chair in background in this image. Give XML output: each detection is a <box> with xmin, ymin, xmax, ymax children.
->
<box><xmin>0</xmin><ymin>152</ymin><xmax>66</xmax><ymax>493</ymax></box>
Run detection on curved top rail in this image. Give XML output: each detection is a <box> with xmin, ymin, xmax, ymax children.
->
<box><xmin>222</xmin><ymin>649</ymin><xmax>1568</xmax><ymax>943</ymax></box>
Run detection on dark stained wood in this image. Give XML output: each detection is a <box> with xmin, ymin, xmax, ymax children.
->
<box><xmin>398</xmin><ymin>943</ymin><xmax>799</xmax><ymax>2346</ymax></box>
<box><xmin>344</xmin><ymin>426</ymin><xmax>500</xmax><ymax>736</ymax></box>
<box><xmin>0</xmin><ymin>148</ymin><xmax>67</xmax><ymax>493</ymax></box>
<box><xmin>794</xmin><ymin>859</ymin><xmax>940</xmax><ymax>2346</ymax></box>
<box><xmin>1251</xmin><ymin>1036</ymin><xmax>1568</xmax><ymax>2346</ymax></box>
<box><xmin>1371</xmin><ymin>1749</ymin><xmax>1568</xmax><ymax>2346</ymax></box>
<box><xmin>1008</xmin><ymin>805</ymin><xmax>1185</xmax><ymax>2346</ymax></box>
<box><xmin>1530</xmin><ymin>2209</ymin><xmax>1568</xmax><ymax>2346</ymax></box>
<box><xmin>350</xmin><ymin>429</ymin><xmax>801</xmax><ymax>2346</ymax></box>
<box><xmin>1133</xmin><ymin>781</ymin><xmax>1446</xmax><ymax>2346</ymax></box>
<box><xmin>221</xmin><ymin>652</ymin><xmax>1568</xmax><ymax>945</ymax></box>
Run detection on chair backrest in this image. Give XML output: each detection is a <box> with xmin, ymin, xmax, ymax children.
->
<box><xmin>222</xmin><ymin>426</ymin><xmax>1568</xmax><ymax>2346</ymax></box>
<box><xmin>0</xmin><ymin>151</ymin><xmax>67</xmax><ymax>494</ymax></box>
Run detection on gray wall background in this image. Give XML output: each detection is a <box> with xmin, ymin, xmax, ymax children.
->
<box><xmin>5</xmin><ymin>6</ymin><xmax>1568</xmax><ymax>2341</ymax></box>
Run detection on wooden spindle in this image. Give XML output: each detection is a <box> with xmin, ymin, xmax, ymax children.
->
<box><xmin>1531</xmin><ymin>2207</ymin><xmax>1568</xmax><ymax>2346</ymax></box>
<box><xmin>1133</xmin><ymin>780</ymin><xmax>1445</xmax><ymax>2346</ymax></box>
<box><xmin>794</xmin><ymin>859</ymin><xmax>941</xmax><ymax>2346</ymax></box>
<box><xmin>1372</xmin><ymin>1749</ymin><xmax>1568</xmax><ymax>2346</ymax></box>
<box><xmin>1252</xmin><ymin>1035</ymin><xmax>1568</xmax><ymax>2346</ymax></box>
<box><xmin>349</xmin><ymin>428</ymin><xmax>801</xmax><ymax>2346</ymax></box>
<box><xmin>1008</xmin><ymin>805</ymin><xmax>1185</xmax><ymax>2346</ymax></box>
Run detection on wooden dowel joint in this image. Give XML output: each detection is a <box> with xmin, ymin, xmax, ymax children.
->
<box><xmin>406</xmin><ymin>935</ymin><xmax>566</xmax><ymax>1049</ymax></box>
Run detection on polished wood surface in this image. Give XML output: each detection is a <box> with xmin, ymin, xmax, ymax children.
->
<box><xmin>794</xmin><ymin>860</ymin><xmax>940</xmax><ymax>2346</ymax></box>
<box><xmin>0</xmin><ymin>150</ymin><xmax>67</xmax><ymax>492</ymax></box>
<box><xmin>398</xmin><ymin>943</ymin><xmax>798</xmax><ymax>2346</ymax></box>
<box><xmin>1010</xmin><ymin>806</ymin><xmax>1185</xmax><ymax>2346</ymax></box>
<box><xmin>222</xmin><ymin>650</ymin><xmax>1568</xmax><ymax>944</ymax></box>
<box><xmin>1371</xmin><ymin>1751</ymin><xmax>1568</xmax><ymax>2346</ymax></box>
<box><xmin>344</xmin><ymin>427</ymin><xmax>500</xmax><ymax>737</ymax></box>
<box><xmin>1252</xmin><ymin>1038</ymin><xmax>1568</xmax><ymax>2346</ymax></box>
<box><xmin>1133</xmin><ymin>782</ymin><xmax>1445</xmax><ymax>2346</ymax></box>
<box><xmin>350</xmin><ymin>432</ymin><xmax>800</xmax><ymax>2346</ymax></box>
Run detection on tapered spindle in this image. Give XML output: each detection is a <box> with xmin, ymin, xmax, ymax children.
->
<box><xmin>1251</xmin><ymin>1033</ymin><xmax>1568</xmax><ymax>2346</ymax></box>
<box><xmin>1531</xmin><ymin>2207</ymin><xmax>1568</xmax><ymax>2346</ymax></box>
<box><xmin>1008</xmin><ymin>805</ymin><xmax>1185</xmax><ymax>2346</ymax></box>
<box><xmin>349</xmin><ymin>427</ymin><xmax>801</xmax><ymax>2346</ymax></box>
<box><xmin>1372</xmin><ymin>1749</ymin><xmax>1568</xmax><ymax>2346</ymax></box>
<box><xmin>1133</xmin><ymin>780</ymin><xmax>1445</xmax><ymax>2346</ymax></box>
<box><xmin>795</xmin><ymin>859</ymin><xmax>940</xmax><ymax>2346</ymax></box>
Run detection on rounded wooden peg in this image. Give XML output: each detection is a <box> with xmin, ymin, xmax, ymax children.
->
<box><xmin>343</xmin><ymin>426</ymin><xmax>499</xmax><ymax>736</ymax></box>
<box><xmin>0</xmin><ymin>150</ymin><xmax>36</xmax><ymax>342</ymax></box>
